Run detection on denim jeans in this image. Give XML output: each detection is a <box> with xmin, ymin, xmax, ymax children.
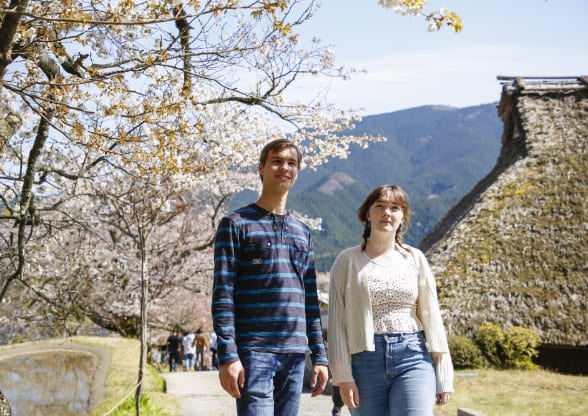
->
<box><xmin>236</xmin><ymin>350</ymin><xmax>306</xmax><ymax>416</ymax></box>
<box><xmin>183</xmin><ymin>353</ymin><xmax>195</xmax><ymax>370</ymax></box>
<box><xmin>349</xmin><ymin>332</ymin><xmax>435</xmax><ymax>416</ymax></box>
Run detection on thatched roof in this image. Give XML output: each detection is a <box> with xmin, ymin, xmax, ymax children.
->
<box><xmin>419</xmin><ymin>76</ymin><xmax>588</xmax><ymax>347</ymax></box>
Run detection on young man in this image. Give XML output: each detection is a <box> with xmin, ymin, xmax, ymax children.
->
<box><xmin>166</xmin><ymin>329</ymin><xmax>182</xmax><ymax>372</ymax></box>
<box><xmin>212</xmin><ymin>139</ymin><xmax>329</xmax><ymax>416</ymax></box>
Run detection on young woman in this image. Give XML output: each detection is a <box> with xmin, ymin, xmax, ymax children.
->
<box><xmin>328</xmin><ymin>184</ymin><xmax>453</xmax><ymax>415</ymax></box>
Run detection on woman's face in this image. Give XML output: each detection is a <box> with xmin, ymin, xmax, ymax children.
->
<box><xmin>366</xmin><ymin>195</ymin><xmax>405</xmax><ymax>236</ymax></box>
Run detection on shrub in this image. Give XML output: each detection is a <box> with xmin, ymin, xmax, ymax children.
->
<box><xmin>476</xmin><ymin>323</ymin><xmax>540</xmax><ymax>370</ymax></box>
<box><xmin>448</xmin><ymin>335</ymin><xmax>489</xmax><ymax>369</ymax></box>
<box><xmin>502</xmin><ymin>326</ymin><xmax>539</xmax><ymax>370</ymax></box>
<box><xmin>476</xmin><ymin>323</ymin><xmax>505</xmax><ymax>368</ymax></box>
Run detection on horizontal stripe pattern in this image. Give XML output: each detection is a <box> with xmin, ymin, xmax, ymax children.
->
<box><xmin>212</xmin><ymin>203</ymin><xmax>327</xmax><ymax>365</ymax></box>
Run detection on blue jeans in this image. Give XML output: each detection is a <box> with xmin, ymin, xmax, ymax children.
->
<box><xmin>349</xmin><ymin>332</ymin><xmax>435</xmax><ymax>416</ymax></box>
<box><xmin>236</xmin><ymin>351</ymin><xmax>306</xmax><ymax>416</ymax></box>
<box><xmin>183</xmin><ymin>353</ymin><xmax>195</xmax><ymax>370</ymax></box>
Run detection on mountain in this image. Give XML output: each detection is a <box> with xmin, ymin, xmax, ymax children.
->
<box><xmin>287</xmin><ymin>103</ymin><xmax>504</xmax><ymax>272</ymax></box>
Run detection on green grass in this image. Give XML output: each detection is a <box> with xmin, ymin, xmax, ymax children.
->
<box><xmin>435</xmin><ymin>368</ymin><xmax>588</xmax><ymax>416</ymax></box>
<box><xmin>2</xmin><ymin>338</ymin><xmax>586</xmax><ymax>415</ymax></box>
<box><xmin>87</xmin><ymin>337</ymin><xmax>586</xmax><ymax>416</ymax></box>
<box><xmin>72</xmin><ymin>336</ymin><xmax>181</xmax><ymax>416</ymax></box>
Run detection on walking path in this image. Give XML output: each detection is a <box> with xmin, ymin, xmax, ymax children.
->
<box><xmin>162</xmin><ymin>370</ymin><xmax>351</xmax><ymax>416</ymax></box>
<box><xmin>163</xmin><ymin>370</ymin><xmax>454</xmax><ymax>416</ymax></box>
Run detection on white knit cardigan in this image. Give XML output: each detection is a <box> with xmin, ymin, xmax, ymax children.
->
<box><xmin>327</xmin><ymin>244</ymin><xmax>454</xmax><ymax>394</ymax></box>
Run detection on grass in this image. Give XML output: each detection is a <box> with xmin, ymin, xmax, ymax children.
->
<box><xmin>3</xmin><ymin>337</ymin><xmax>587</xmax><ymax>415</ymax></box>
<box><xmin>435</xmin><ymin>368</ymin><xmax>588</xmax><ymax>416</ymax></box>
<box><xmin>72</xmin><ymin>336</ymin><xmax>181</xmax><ymax>416</ymax></box>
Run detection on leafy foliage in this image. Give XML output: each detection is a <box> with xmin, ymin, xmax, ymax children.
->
<box><xmin>476</xmin><ymin>323</ymin><xmax>506</xmax><ymax>368</ymax></box>
<box><xmin>448</xmin><ymin>334</ymin><xmax>489</xmax><ymax>369</ymax></box>
<box><xmin>476</xmin><ymin>323</ymin><xmax>539</xmax><ymax>370</ymax></box>
<box><xmin>502</xmin><ymin>326</ymin><xmax>540</xmax><ymax>370</ymax></box>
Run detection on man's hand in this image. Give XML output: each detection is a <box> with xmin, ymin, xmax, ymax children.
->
<box><xmin>219</xmin><ymin>360</ymin><xmax>245</xmax><ymax>398</ymax></box>
<box><xmin>339</xmin><ymin>381</ymin><xmax>360</xmax><ymax>408</ymax></box>
<box><xmin>310</xmin><ymin>364</ymin><xmax>329</xmax><ymax>397</ymax></box>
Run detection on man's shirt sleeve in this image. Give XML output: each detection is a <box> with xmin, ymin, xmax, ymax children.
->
<box><xmin>303</xmin><ymin>235</ymin><xmax>328</xmax><ymax>365</ymax></box>
<box><xmin>212</xmin><ymin>216</ymin><xmax>240</xmax><ymax>365</ymax></box>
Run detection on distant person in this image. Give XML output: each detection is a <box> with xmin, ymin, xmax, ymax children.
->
<box><xmin>331</xmin><ymin>385</ymin><xmax>345</xmax><ymax>416</ymax></box>
<box><xmin>322</xmin><ymin>325</ymin><xmax>345</xmax><ymax>416</ymax></box>
<box><xmin>194</xmin><ymin>331</ymin><xmax>209</xmax><ymax>371</ymax></box>
<box><xmin>209</xmin><ymin>331</ymin><xmax>218</xmax><ymax>370</ymax></box>
<box><xmin>328</xmin><ymin>184</ymin><xmax>453</xmax><ymax>415</ymax></box>
<box><xmin>212</xmin><ymin>139</ymin><xmax>328</xmax><ymax>416</ymax></box>
<box><xmin>166</xmin><ymin>330</ymin><xmax>182</xmax><ymax>372</ymax></box>
<box><xmin>150</xmin><ymin>345</ymin><xmax>162</xmax><ymax>371</ymax></box>
<box><xmin>182</xmin><ymin>330</ymin><xmax>196</xmax><ymax>371</ymax></box>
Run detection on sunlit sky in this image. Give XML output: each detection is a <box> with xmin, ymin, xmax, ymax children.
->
<box><xmin>292</xmin><ymin>0</ymin><xmax>588</xmax><ymax>116</ymax></box>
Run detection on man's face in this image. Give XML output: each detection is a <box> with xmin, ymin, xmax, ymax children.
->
<box><xmin>258</xmin><ymin>146</ymin><xmax>299</xmax><ymax>192</ymax></box>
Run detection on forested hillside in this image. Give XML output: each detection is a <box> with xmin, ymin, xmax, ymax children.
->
<box><xmin>287</xmin><ymin>103</ymin><xmax>504</xmax><ymax>271</ymax></box>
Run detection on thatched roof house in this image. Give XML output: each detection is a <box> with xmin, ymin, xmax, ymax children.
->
<box><xmin>419</xmin><ymin>76</ymin><xmax>587</xmax><ymax>354</ymax></box>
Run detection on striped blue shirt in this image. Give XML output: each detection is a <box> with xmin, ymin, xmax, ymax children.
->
<box><xmin>212</xmin><ymin>203</ymin><xmax>327</xmax><ymax>366</ymax></box>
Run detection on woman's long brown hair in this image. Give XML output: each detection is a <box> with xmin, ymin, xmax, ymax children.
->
<box><xmin>357</xmin><ymin>184</ymin><xmax>412</xmax><ymax>250</ymax></box>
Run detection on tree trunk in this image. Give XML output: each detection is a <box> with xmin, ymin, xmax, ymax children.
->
<box><xmin>135</xmin><ymin>228</ymin><xmax>149</xmax><ymax>415</ymax></box>
<box><xmin>0</xmin><ymin>0</ymin><xmax>29</xmax><ymax>81</ymax></box>
<box><xmin>0</xmin><ymin>0</ymin><xmax>29</xmax><ymax>157</ymax></box>
<box><xmin>0</xmin><ymin>98</ymin><xmax>53</xmax><ymax>302</ymax></box>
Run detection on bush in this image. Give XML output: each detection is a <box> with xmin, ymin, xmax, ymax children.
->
<box><xmin>476</xmin><ymin>323</ymin><xmax>505</xmax><ymax>368</ymax></box>
<box><xmin>502</xmin><ymin>326</ymin><xmax>539</xmax><ymax>370</ymax></box>
<box><xmin>448</xmin><ymin>335</ymin><xmax>489</xmax><ymax>369</ymax></box>
<box><xmin>476</xmin><ymin>323</ymin><xmax>539</xmax><ymax>370</ymax></box>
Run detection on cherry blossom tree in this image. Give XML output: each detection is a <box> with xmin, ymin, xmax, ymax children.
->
<box><xmin>1</xmin><ymin>0</ymin><xmax>378</xmax><ymax>304</ymax></box>
<box><xmin>379</xmin><ymin>0</ymin><xmax>462</xmax><ymax>32</ymax></box>
<box><xmin>0</xmin><ymin>0</ymin><xmax>461</xmax><ymax>313</ymax></box>
<box><xmin>0</xmin><ymin>0</ymin><xmax>460</xmax><ymax>412</ymax></box>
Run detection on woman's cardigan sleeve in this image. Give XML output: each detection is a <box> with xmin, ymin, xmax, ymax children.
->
<box><xmin>327</xmin><ymin>249</ymin><xmax>355</xmax><ymax>384</ymax></box>
<box><xmin>414</xmin><ymin>248</ymin><xmax>454</xmax><ymax>393</ymax></box>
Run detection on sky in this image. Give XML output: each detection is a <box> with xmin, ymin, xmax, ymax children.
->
<box><xmin>292</xmin><ymin>0</ymin><xmax>588</xmax><ymax>116</ymax></box>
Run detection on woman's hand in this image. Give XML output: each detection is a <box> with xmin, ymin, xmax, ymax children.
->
<box><xmin>339</xmin><ymin>381</ymin><xmax>360</xmax><ymax>408</ymax></box>
<box><xmin>436</xmin><ymin>392</ymin><xmax>451</xmax><ymax>405</ymax></box>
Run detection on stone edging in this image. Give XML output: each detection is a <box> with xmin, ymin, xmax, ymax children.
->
<box><xmin>0</xmin><ymin>339</ymin><xmax>111</xmax><ymax>412</ymax></box>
